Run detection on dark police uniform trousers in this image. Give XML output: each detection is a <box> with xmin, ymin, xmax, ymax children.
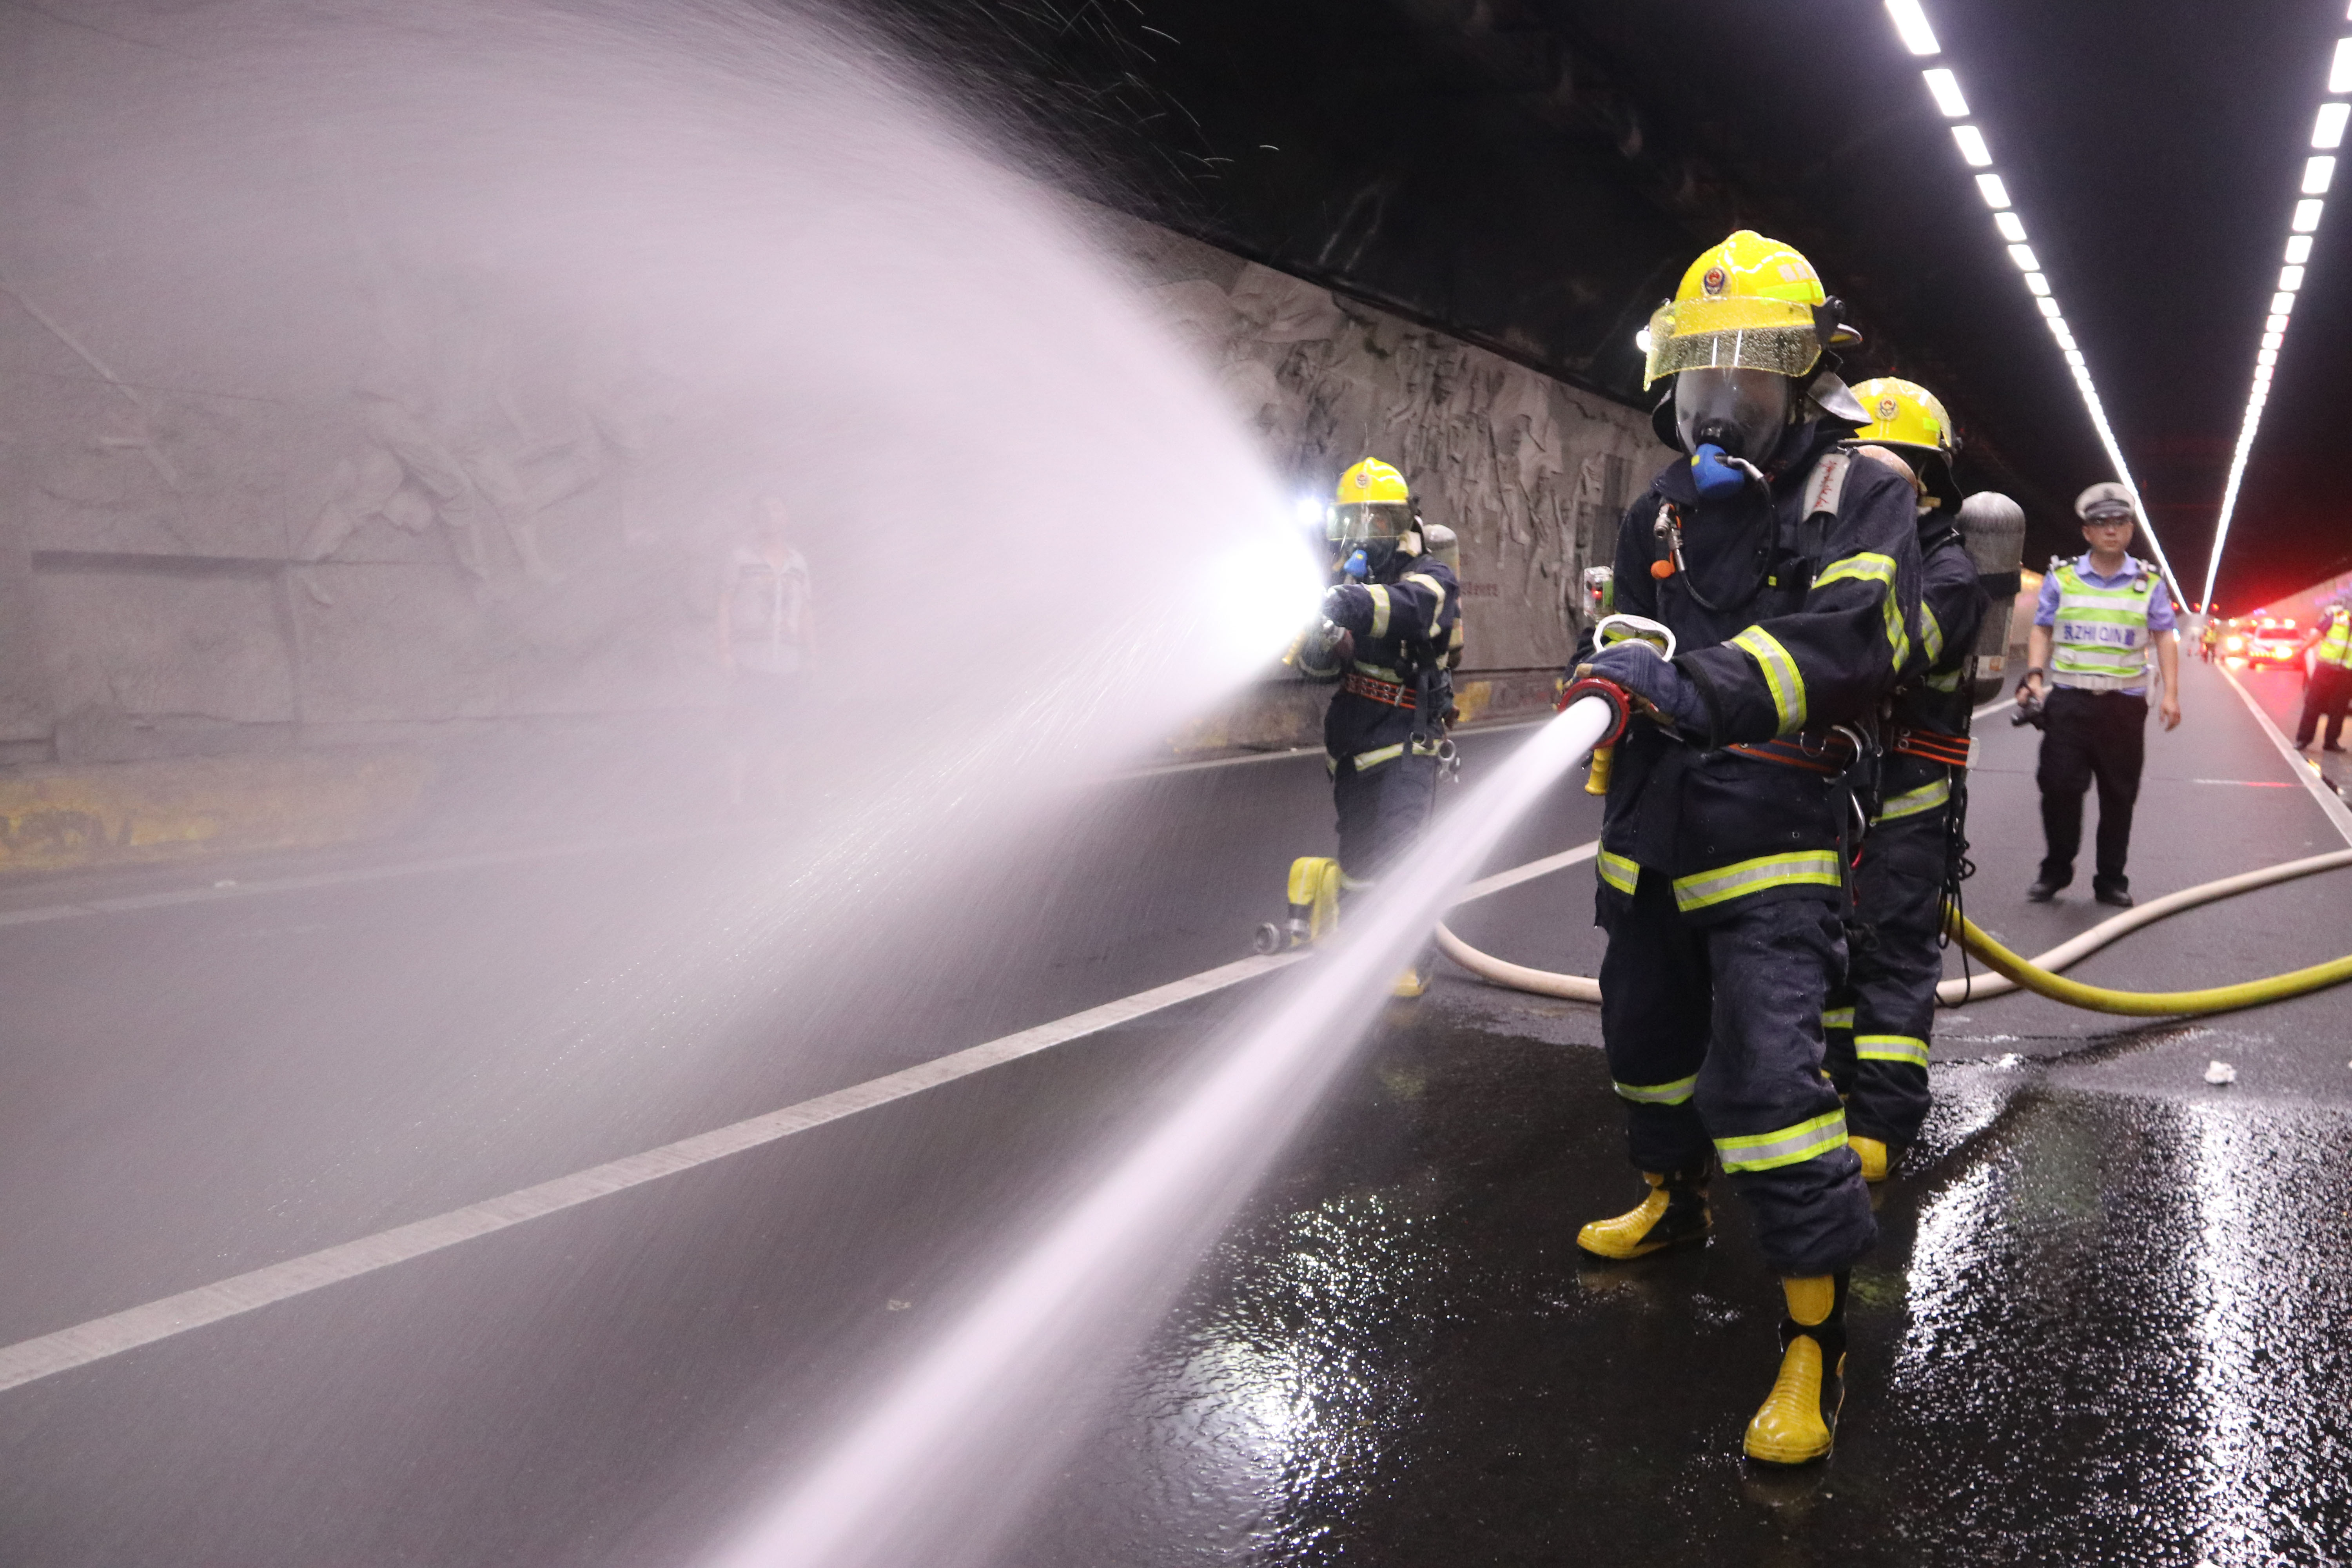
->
<box><xmin>2296</xmin><ymin>661</ymin><xmax>2352</xmax><ymax>750</ymax></box>
<box><xmin>1592</xmin><ymin>428</ymin><xmax>1924</xmax><ymax>1278</ymax></box>
<box><xmin>2037</xmin><ymin>685</ymin><xmax>2147</xmax><ymax>891</ymax></box>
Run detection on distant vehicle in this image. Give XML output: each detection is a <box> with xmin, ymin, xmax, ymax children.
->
<box><xmin>2244</xmin><ymin>618</ymin><xmax>2304</xmax><ymax>670</ymax></box>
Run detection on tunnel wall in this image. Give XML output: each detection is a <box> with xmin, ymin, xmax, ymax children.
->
<box><xmin>0</xmin><ymin>204</ymin><xmax>1662</xmax><ymax>865</ymax></box>
<box><xmin>1099</xmin><ymin>214</ymin><xmax>1668</xmax><ymax>753</ymax></box>
<box><xmin>0</xmin><ymin>210</ymin><xmax>1663</xmax><ymax>777</ymax></box>
<box><xmin>2256</xmin><ymin>567</ymin><xmax>2352</xmax><ymax>629</ymax></box>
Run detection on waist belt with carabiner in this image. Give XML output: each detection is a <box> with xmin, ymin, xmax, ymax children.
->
<box><xmin>1342</xmin><ymin>671</ymin><xmax>1416</xmax><ymax>708</ymax></box>
<box><xmin>1726</xmin><ymin>732</ymin><xmax>1860</xmax><ymax>775</ymax></box>
<box><xmin>1890</xmin><ymin>727</ymin><xmax>1972</xmax><ymax>767</ymax></box>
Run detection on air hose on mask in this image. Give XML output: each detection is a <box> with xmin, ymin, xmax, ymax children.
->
<box><xmin>1435</xmin><ymin>845</ymin><xmax>2352</xmax><ymax>1018</ymax></box>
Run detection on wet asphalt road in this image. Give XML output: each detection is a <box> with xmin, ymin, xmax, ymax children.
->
<box><xmin>2</xmin><ymin>653</ymin><xmax>2350</xmax><ymax>1565</ymax></box>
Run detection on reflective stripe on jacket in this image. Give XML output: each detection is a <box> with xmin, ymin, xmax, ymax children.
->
<box><xmin>2049</xmin><ymin>559</ymin><xmax>2156</xmax><ymax>688</ymax></box>
<box><xmin>2318</xmin><ymin>609</ymin><xmax>2352</xmax><ymax>671</ymax></box>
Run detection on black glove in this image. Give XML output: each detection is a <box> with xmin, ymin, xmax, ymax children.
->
<box><xmin>1583</xmin><ymin>641</ymin><xmax>1708</xmax><ymax>734</ymax></box>
<box><xmin>1321</xmin><ymin>584</ymin><xmax>1375</xmax><ymax>634</ymax></box>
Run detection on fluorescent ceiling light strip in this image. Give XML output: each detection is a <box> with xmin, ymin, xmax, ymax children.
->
<box><xmin>1922</xmin><ymin>68</ymin><xmax>1968</xmax><ymax>117</ymax></box>
<box><xmin>1885</xmin><ymin>0</ymin><xmax>2189</xmax><ymax>608</ymax></box>
<box><xmin>2198</xmin><ymin>42</ymin><xmax>2349</xmax><ymax>610</ymax></box>
<box><xmin>1886</xmin><ymin>0</ymin><xmax>1940</xmax><ymax>55</ymax></box>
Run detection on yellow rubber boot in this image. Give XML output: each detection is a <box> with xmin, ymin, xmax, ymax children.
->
<box><xmin>1575</xmin><ymin>1167</ymin><xmax>1711</xmax><ymax>1259</ymax></box>
<box><xmin>1391</xmin><ymin>940</ymin><xmax>1436</xmax><ymax>998</ymax></box>
<box><xmin>1744</xmin><ymin>1273</ymin><xmax>1849</xmax><ymax>1465</ymax></box>
<box><xmin>1849</xmin><ymin>1135</ymin><xmax>1893</xmax><ymax>1183</ymax></box>
<box><xmin>1283</xmin><ymin>857</ymin><xmax>1342</xmax><ymax>948</ymax></box>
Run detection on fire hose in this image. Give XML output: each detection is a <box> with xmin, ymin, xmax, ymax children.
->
<box><xmin>1437</xmin><ymin>846</ymin><xmax>2352</xmax><ymax>1017</ymax></box>
<box><xmin>1437</xmin><ymin>633</ymin><xmax>2352</xmax><ymax>1018</ymax></box>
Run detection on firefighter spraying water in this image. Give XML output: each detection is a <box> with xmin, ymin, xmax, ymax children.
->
<box><xmin>1257</xmin><ymin>459</ymin><xmax>1463</xmax><ymax>997</ymax></box>
<box><xmin>1568</xmin><ymin>230</ymin><xmax>1925</xmax><ymax>1466</ymax></box>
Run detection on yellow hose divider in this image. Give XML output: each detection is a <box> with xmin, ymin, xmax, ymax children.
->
<box><xmin>1947</xmin><ymin>915</ymin><xmax>2352</xmax><ymax>1018</ymax></box>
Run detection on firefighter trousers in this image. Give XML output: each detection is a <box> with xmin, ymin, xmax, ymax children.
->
<box><xmin>1596</xmin><ymin>867</ymin><xmax>1876</xmax><ymax>1276</ymax></box>
<box><xmin>1822</xmin><ymin>783</ymin><xmax>1948</xmax><ymax>1146</ymax></box>
<box><xmin>1327</xmin><ymin>692</ymin><xmax>1441</xmax><ymax>887</ymax></box>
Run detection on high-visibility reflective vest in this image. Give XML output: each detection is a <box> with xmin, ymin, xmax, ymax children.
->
<box><xmin>2049</xmin><ymin>557</ymin><xmax>2158</xmax><ymax>690</ymax></box>
<box><xmin>2318</xmin><ymin>609</ymin><xmax>2352</xmax><ymax>671</ymax></box>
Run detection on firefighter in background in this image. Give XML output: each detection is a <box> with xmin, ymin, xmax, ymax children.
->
<box><xmin>2293</xmin><ymin>596</ymin><xmax>2352</xmax><ymax>752</ymax></box>
<box><xmin>1819</xmin><ymin>379</ymin><xmax>1993</xmax><ymax>1183</ymax></box>
<box><xmin>1566</xmin><ymin>231</ymin><xmax>1922</xmax><ymax>1465</ymax></box>
<box><xmin>1294</xmin><ymin>458</ymin><xmax>1462</xmax><ymax>996</ymax></box>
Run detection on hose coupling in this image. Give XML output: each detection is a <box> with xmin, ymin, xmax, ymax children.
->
<box><xmin>1558</xmin><ymin>676</ymin><xmax>1634</xmax><ymax>749</ymax></box>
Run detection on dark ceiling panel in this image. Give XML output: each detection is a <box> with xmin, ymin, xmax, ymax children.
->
<box><xmin>862</xmin><ymin>0</ymin><xmax>2352</xmax><ymax>603</ymax></box>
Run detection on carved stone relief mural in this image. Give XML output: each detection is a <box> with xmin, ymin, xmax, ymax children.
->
<box><xmin>1108</xmin><ymin>214</ymin><xmax>1664</xmax><ymax>675</ymax></box>
<box><xmin>0</xmin><ymin>203</ymin><xmax>1662</xmax><ymax>765</ymax></box>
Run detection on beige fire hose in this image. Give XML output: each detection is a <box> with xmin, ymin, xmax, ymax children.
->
<box><xmin>1436</xmin><ymin>845</ymin><xmax>2352</xmax><ymax>1017</ymax></box>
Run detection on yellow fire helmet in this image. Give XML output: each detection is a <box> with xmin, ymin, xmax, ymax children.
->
<box><xmin>1329</xmin><ymin>457</ymin><xmax>1416</xmax><ymax>547</ymax></box>
<box><xmin>1642</xmin><ymin>230</ymin><xmax>1860</xmax><ymax>390</ymax></box>
<box><xmin>1850</xmin><ymin>377</ymin><xmax>1958</xmax><ymax>462</ymax></box>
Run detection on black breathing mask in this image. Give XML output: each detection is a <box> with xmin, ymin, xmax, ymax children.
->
<box><xmin>1673</xmin><ymin>367</ymin><xmax>1796</xmax><ymax>466</ymax></box>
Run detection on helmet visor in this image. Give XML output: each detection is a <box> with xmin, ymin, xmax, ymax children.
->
<box><xmin>1644</xmin><ymin>297</ymin><xmax>1823</xmax><ymax>389</ymax></box>
<box><xmin>1328</xmin><ymin>501</ymin><xmax>1414</xmax><ymax>546</ymax></box>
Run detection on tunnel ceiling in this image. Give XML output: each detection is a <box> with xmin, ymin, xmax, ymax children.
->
<box><xmin>864</xmin><ymin>0</ymin><xmax>2352</xmax><ymax>609</ymax></box>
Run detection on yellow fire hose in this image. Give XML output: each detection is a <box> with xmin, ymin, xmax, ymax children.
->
<box><xmin>1435</xmin><ymin>845</ymin><xmax>2352</xmax><ymax>1019</ymax></box>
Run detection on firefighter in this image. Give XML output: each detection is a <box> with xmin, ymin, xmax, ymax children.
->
<box><xmin>1818</xmin><ymin>379</ymin><xmax>1993</xmax><ymax>1184</ymax></box>
<box><xmin>1296</xmin><ymin>458</ymin><xmax>1462</xmax><ymax>996</ymax></box>
<box><xmin>1565</xmin><ymin>231</ymin><xmax>1923</xmax><ymax>1465</ymax></box>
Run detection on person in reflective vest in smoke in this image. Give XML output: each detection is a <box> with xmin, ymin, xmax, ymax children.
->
<box><xmin>2293</xmin><ymin>598</ymin><xmax>2352</xmax><ymax>752</ymax></box>
<box><xmin>1296</xmin><ymin>458</ymin><xmax>1462</xmax><ymax>996</ymax></box>
<box><xmin>1818</xmin><ymin>379</ymin><xmax>1994</xmax><ymax>1185</ymax></box>
<box><xmin>2019</xmin><ymin>482</ymin><xmax>2181</xmax><ymax>907</ymax></box>
<box><xmin>1564</xmin><ymin>231</ymin><xmax>1923</xmax><ymax>1466</ymax></box>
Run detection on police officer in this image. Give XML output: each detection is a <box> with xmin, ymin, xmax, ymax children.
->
<box><xmin>1566</xmin><ymin>232</ymin><xmax>1923</xmax><ymax>1465</ymax></box>
<box><xmin>2020</xmin><ymin>483</ymin><xmax>2181</xmax><ymax>907</ymax></box>
<box><xmin>1819</xmin><ymin>379</ymin><xmax>1993</xmax><ymax>1184</ymax></box>
<box><xmin>2293</xmin><ymin>598</ymin><xmax>2352</xmax><ymax>752</ymax></box>
<box><xmin>1298</xmin><ymin>458</ymin><xmax>1461</xmax><ymax>995</ymax></box>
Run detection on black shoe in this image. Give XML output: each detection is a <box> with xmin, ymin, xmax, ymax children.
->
<box><xmin>2327</xmin><ymin>742</ymin><xmax>2347</xmax><ymax>753</ymax></box>
<box><xmin>2026</xmin><ymin>878</ymin><xmax>2064</xmax><ymax>902</ymax></box>
<box><xmin>2094</xmin><ymin>884</ymin><xmax>2134</xmax><ymax>908</ymax></box>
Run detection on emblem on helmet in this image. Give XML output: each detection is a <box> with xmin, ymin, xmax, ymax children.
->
<box><xmin>1877</xmin><ymin>396</ymin><xmax>1901</xmax><ymax>422</ymax></box>
<box><xmin>1702</xmin><ymin>265</ymin><xmax>1728</xmax><ymax>296</ymax></box>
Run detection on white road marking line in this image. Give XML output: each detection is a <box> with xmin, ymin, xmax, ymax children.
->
<box><xmin>1455</xmin><ymin>840</ymin><xmax>1597</xmax><ymax>900</ymax></box>
<box><xmin>2217</xmin><ymin>663</ymin><xmax>2352</xmax><ymax>848</ymax></box>
<box><xmin>0</xmin><ymin>953</ymin><xmax>1304</xmax><ymax>1394</ymax></box>
<box><xmin>0</xmin><ymin>837</ymin><xmax>1595</xmax><ymax>1394</ymax></box>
